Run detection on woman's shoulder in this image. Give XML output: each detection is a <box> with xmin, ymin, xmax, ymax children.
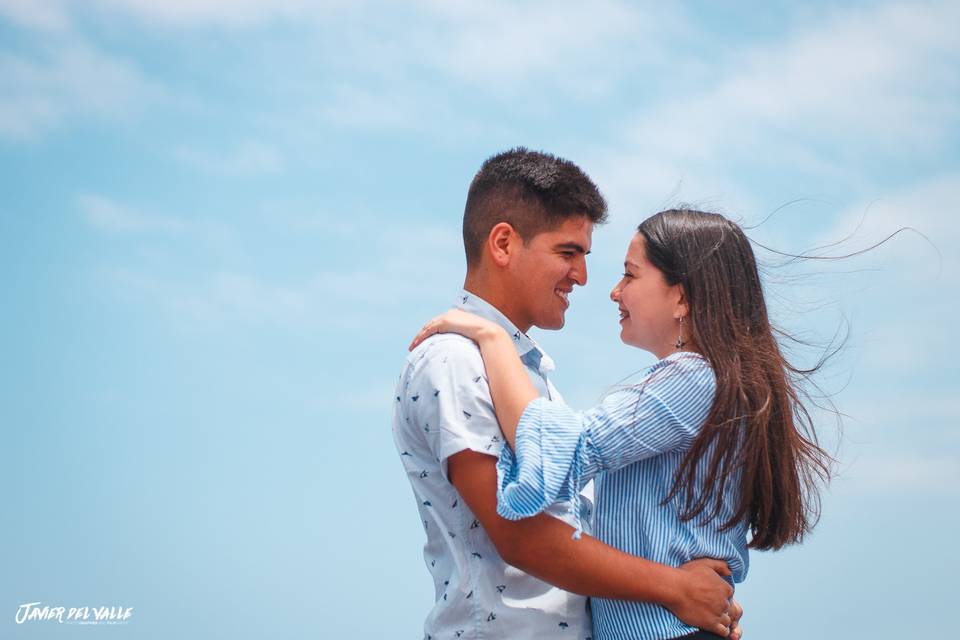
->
<box><xmin>645</xmin><ymin>351</ymin><xmax>716</xmax><ymax>394</ymax></box>
<box><xmin>652</xmin><ymin>350</ymin><xmax>711</xmax><ymax>373</ymax></box>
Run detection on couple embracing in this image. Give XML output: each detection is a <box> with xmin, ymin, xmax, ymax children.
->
<box><xmin>393</xmin><ymin>148</ymin><xmax>828</xmax><ymax>640</ymax></box>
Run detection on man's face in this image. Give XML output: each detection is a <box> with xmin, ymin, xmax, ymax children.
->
<box><xmin>508</xmin><ymin>216</ymin><xmax>593</xmax><ymax>331</ymax></box>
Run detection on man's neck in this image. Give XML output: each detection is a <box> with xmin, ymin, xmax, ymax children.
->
<box><xmin>462</xmin><ymin>274</ymin><xmax>531</xmax><ymax>334</ymax></box>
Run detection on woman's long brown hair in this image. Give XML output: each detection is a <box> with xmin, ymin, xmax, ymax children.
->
<box><xmin>641</xmin><ymin>209</ymin><xmax>833</xmax><ymax>550</ymax></box>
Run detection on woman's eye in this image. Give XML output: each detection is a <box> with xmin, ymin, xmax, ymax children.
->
<box><xmin>622</xmin><ymin>272</ymin><xmax>633</xmax><ymax>278</ymax></box>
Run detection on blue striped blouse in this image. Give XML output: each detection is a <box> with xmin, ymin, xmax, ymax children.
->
<box><xmin>496</xmin><ymin>352</ymin><xmax>749</xmax><ymax>640</ymax></box>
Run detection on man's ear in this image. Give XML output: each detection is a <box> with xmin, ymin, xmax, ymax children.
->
<box><xmin>487</xmin><ymin>222</ymin><xmax>521</xmax><ymax>267</ymax></box>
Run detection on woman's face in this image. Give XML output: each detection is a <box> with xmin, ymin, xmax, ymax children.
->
<box><xmin>609</xmin><ymin>233</ymin><xmax>687</xmax><ymax>358</ymax></box>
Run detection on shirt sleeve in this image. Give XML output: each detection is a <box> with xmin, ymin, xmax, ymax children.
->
<box><xmin>496</xmin><ymin>357</ymin><xmax>716</xmax><ymax>537</ymax></box>
<box><xmin>406</xmin><ymin>335</ymin><xmax>504</xmax><ymax>481</ymax></box>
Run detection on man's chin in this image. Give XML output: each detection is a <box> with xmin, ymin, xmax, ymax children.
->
<box><xmin>536</xmin><ymin>315</ymin><xmax>565</xmax><ymax>331</ymax></box>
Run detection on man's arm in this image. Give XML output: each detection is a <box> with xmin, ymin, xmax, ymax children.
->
<box><xmin>449</xmin><ymin>450</ymin><xmax>736</xmax><ymax>637</ymax></box>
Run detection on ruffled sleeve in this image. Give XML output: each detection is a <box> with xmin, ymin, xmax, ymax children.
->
<box><xmin>495</xmin><ymin>397</ymin><xmax>601</xmax><ymax>539</ymax></box>
<box><xmin>495</xmin><ymin>354</ymin><xmax>716</xmax><ymax>539</ymax></box>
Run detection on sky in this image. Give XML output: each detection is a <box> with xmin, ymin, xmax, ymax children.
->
<box><xmin>2</xmin><ymin>0</ymin><xmax>958</xmax><ymax>638</ymax></box>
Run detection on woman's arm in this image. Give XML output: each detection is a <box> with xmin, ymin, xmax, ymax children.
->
<box><xmin>448</xmin><ymin>449</ymin><xmax>739</xmax><ymax>638</ymax></box>
<box><xmin>410</xmin><ymin>309</ymin><xmax>539</xmax><ymax>448</ymax></box>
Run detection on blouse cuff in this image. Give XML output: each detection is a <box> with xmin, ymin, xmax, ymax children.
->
<box><xmin>495</xmin><ymin>397</ymin><xmax>591</xmax><ymax>539</ymax></box>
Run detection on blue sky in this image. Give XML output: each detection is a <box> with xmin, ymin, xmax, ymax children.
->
<box><xmin>2</xmin><ymin>1</ymin><xmax>957</xmax><ymax>638</ymax></box>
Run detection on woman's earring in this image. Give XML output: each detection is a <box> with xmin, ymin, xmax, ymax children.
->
<box><xmin>675</xmin><ymin>316</ymin><xmax>686</xmax><ymax>350</ymax></box>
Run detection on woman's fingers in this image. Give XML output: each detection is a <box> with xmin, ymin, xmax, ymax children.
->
<box><xmin>408</xmin><ymin>309</ymin><xmax>493</xmax><ymax>351</ymax></box>
<box><xmin>408</xmin><ymin>318</ymin><xmax>446</xmax><ymax>351</ymax></box>
<box><xmin>408</xmin><ymin>325</ymin><xmax>432</xmax><ymax>351</ymax></box>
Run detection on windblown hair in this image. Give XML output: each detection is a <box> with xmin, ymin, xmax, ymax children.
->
<box><xmin>463</xmin><ymin>147</ymin><xmax>607</xmax><ymax>266</ymax></box>
<box><xmin>641</xmin><ymin>209</ymin><xmax>832</xmax><ymax>551</ymax></box>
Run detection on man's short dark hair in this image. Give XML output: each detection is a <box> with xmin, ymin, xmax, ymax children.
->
<box><xmin>462</xmin><ymin>147</ymin><xmax>608</xmax><ymax>266</ymax></box>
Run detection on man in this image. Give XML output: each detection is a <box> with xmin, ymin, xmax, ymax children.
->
<box><xmin>393</xmin><ymin>148</ymin><xmax>739</xmax><ymax>639</ymax></box>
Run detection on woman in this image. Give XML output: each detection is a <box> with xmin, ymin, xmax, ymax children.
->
<box><xmin>410</xmin><ymin>209</ymin><xmax>831</xmax><ymax>640</ymax></box>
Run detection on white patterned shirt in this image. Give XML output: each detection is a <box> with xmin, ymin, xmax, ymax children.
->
<box><xmin>392</xmin><ymin>290</ymin><xmax>593</xmax><ymax>640</ymax></box>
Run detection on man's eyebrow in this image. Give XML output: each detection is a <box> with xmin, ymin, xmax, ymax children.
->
<box><xmin>555</xmin><ymin>242</ymin><xmax>590</xmax><ymax>255</ymax></box>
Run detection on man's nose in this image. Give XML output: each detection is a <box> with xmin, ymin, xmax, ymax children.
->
<box><xmin>571</xmin><ymin>256</ymin><xmax>587</xmax><ymax>286</ymax></box>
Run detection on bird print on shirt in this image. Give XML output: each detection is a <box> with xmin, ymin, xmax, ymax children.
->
<box><xmin>395</xmin><ymin>295</ymin><xmax>588</xmax><ymax>639</ymax></box>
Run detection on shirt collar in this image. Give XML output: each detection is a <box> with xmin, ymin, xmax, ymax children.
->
<box><xmin>455</xmin><ymin>289</ymin><xmax>555</xmax><ymax>375</ymax></box>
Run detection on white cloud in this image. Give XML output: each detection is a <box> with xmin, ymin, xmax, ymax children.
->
<box><xmin>407</xmin><ymin>0</ymin><xmax>679</xmax><ymax>89</ymax></box>
<box><xmin>592</xmin><ymin>1</ymin><xmax>960</xmax><ymax>212</ymax></box>
<box><xmin>2</xmin><ymin>1</ymin><xmax>681</xmax><ymax>142</ymax></box>
<box><xmin>87</xmin><ymin>0</ymin><xmax>678</xmax><ymax>89</ymax></box>
<box><xmin>101</xmin><ymin>267</ymin><xmax>309</xmax><ymax>331</ymax></box>
<box><xmin>175</xmin><ymin>141</ymin><xmax>284</xmax><ymax>176</ymax></box>
<box><xmin>0</xmin><ymin>40</ymin><xmax>158</xmax><ymax>139</ymax></box>
<box><xmin>91</xmin><ymin>0</ymin><xmax>332</xmax><ymax>28</ymax></box>
<box><xmin>317</xmin><ymin>85</ymin><xmax>444</xmax><ymax>132</ymax></box>
<box><xmin>822</xmin><ymin>173</ymin><xmax>958</xmax><ymax>278</ymax></box>
<box><xmin>102</xmin><ymin>266</ymin><xmax>448</xmax><ymax>332</ymax></box>
<box><xmin>837</xmin><ymin>453</ymin><xmax>960</xmax><ymax>496</ymax></box>
<box><xmin>793</xmin><ymin>172</ymin><xmax>959</xmax><ymax>373</ymax></box>
<box><xmin>93</xmin><ymin>216</ymin><xmax>464</xmax><ymax>332</ymax></box>
<box><xmin>0</xmin><ymin>0</ymin><xmax>69</xmax><ymax>31</ymax></box>
<box><xmin>269</xmin><ymin>2</ymin><xmax>687</xmax><ymax>138</ymax></box>
<box><xmin>842</xmin><ymin>392</ymin><xmax>959</xmax><ymax>437</ymax></box>
<box><xmin>78</xmin><ymin>193</ymin><xmax>189</xmax><ymax>234</ymax></box>
<box><xmin>635</xmin><ymin>1</ymin><xmax>958</xmax><ymax>153</ymax></box>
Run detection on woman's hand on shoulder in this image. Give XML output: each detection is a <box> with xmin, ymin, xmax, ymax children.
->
<box><xmin>409</xmin><ymin>310</ymin><xmax>506</xmax><ymax>351</ymax></box>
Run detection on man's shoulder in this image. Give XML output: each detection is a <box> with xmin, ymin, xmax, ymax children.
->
<box><xmin>406</xmin><ymin>334</ymin><xmax>483</xmax><ymax>372</ymax></box>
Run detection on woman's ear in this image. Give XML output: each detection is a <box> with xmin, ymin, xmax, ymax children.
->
<box><xmin>674</xmin><ymin>285</ymin><xmax>690</xmax><ymax>319</ymax></box>
<box><xmin>487</xmin><ymin>222</ymin><xmax>519</xmax><ymax>267</ymax></box>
